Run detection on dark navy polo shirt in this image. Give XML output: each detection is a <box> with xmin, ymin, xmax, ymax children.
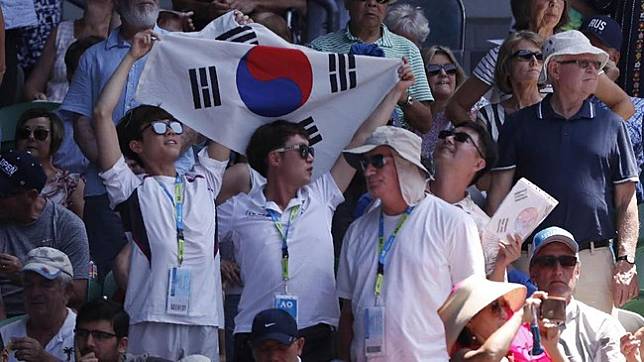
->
<box><xmin>494</xmin><ymin>94</ymin><xmax>639</xmax><ymax>248</ymax></box>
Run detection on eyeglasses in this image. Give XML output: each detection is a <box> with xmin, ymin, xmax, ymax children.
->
<box><xmin>75</xmin><ymin>328</ymin><xmax>118</xmax><ymax>340</ymax></box>
<box><xmin>274</xmin><ymin>144</ymin><xmax>315</xmax><ymax>159</ymax></box>
<box><xmin>426</xmin><ymin>63</ymin><xmax>457</xmax><ymax>76</ymax></box>
<box><xmin>557</xmin><ymin>59</ymin><xmax>602</xmax><ymax>71</ymax></box>
<box><xmin>359</xmin><ymin>154</ymin><xmax>392</xmax><ymax>171</ymax></box>
<box><xmin>140</xmin><ymin>120</ymin><xmax>184</xmax><ymax>135</ymax></box>
<box><xmin>17</xmin><ymin>127</ymin><xmax>50</xmax><ymax>141</ymax></box>
<box><xmin>355</xmin><ymin>0</ymin><xmax>391</xmax><ymax>4</ymax></box>
<box><xmin>437</xmin><ymin>130</ymin><xmax>485</xmax><ymax>158</ymax></box>
<box><xmin>512</xmin><ymin>50</ymin><xmax>543</xmax><ymax>62</ymax></box>
<box><xmin>531</xmin><ymin>255</ymin><xmax>578</xmax><ymax>268</ymax></box>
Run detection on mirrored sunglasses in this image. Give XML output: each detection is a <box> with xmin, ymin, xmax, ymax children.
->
<box><xmin>512</xmin><ymin>49</ymin><xmax>544</xmax><ymax>62</ymax></box>
<box><xmin>17</xmin><ymin>127</ymin><xmax>50</xmax><ymax>141</ymax></box>
<box><xmin>531</xmin><ymin>255</ymin><xmax>578</xmax><ymax>268</ymax></box>
<box><xmin>274</xmin><ymin>144</ymin><xmax>315</xmax><ymax>159</ymax></box>
<box><xmin>426</xmin><ymin>63</ymin><xmax>458</xmax><ymax>76</ymax></box>
<box><xmin>141</xmin><ymin>120</ymin><xmax>184</xmax><ymax>135</ymax></box>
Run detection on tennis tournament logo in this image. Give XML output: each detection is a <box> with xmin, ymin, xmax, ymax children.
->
<box><xmin>236</xmin><ymin>46</ymin><xmax>313</xmax><ymax>117</ymax></box>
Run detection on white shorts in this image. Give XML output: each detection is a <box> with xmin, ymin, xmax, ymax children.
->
<box><xmin>128</xmin><ymin>322</ymin><xmax>220</xmax><ymax>361</ymax></box>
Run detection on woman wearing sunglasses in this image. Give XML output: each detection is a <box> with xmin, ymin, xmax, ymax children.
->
<box><xmin>477</xmin><ymin>31</ymin><xmax>544</xmax><ymax>142</ymax></box>
<box><xmin>447</xmin><ymin>0</ymin><xmax>634</xmax><ymax>124</ymax></box>
<box><xmin>15</xmin><ymin>108</ymin><xmax>85</xmax><ymax>217</ymax></box>
<box><xmin>420</xmin><ymin>45</ymin><xmax>467</xmax><ymax>158</ymax></box>
<box><xmin>439</xmin><ymin>275</ymin><xmax>566</xmax><ymax>362</ymax></box>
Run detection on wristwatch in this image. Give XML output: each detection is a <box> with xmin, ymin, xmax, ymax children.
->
<box><xmin>616</xmin><ymin>255</ymin><xmax>636</xmax><ymax>265</ymax></box>
<box><xmin>398</xmin><ymin>93</ymin><xmax>414</xmax><ymax>108</ymax></box>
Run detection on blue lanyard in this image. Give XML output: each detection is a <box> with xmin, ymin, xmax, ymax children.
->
<box><xmin>374</xmin><ymin>206</ymin><xmax>413</xmax><ymax>296</ymax></box>
<box><xmin>157</xmin><ymin>176</ymin><xmax>185</xmax><ymax>265</ymax></box>
<box><xmin>267</xmin><ymin>206</ymin><xmax>300</xmax><ymax>282</ymax></box>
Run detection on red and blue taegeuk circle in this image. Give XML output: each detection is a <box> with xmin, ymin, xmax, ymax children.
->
<box><xmin>236</xmin><ymin>46</ymin><xmax>313</xmax><ymax>117</ymax></box>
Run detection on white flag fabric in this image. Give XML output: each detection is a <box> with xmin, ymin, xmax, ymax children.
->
<box><xmin>135</xmin><ymin>13</ymin><xmax>400</xmax><ymax>176</ymax></box>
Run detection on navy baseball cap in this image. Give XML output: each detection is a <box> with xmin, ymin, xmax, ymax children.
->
<box><xmin>0</xmin><ymin>150</ymin><xmax>47</xmax><ymax>198</ymax></box>
<box><xmin>529</xmin><ymin>226</ymin><xmax>579</xmax><ymax>263</ymax></box>
<box><xmin>250</xmin><ymin>309</ymin><xmax>298</xmax><ymax>347</ymax></box>
<box><xmin>582</xmin><ymin>15</ymin><xmax>623</xmax><ymax>50</ymax></box>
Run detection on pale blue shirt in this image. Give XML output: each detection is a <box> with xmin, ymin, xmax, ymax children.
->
<box><xmin>61</xmin><ymin>25</ymin><xmax>194</xmax><ymax>197</ymax></box>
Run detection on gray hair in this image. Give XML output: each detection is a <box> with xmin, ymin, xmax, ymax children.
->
<box><xmin>384</xmin><ymin>4</ymin><xmax>430</xmax><ymax>45</ymax></box>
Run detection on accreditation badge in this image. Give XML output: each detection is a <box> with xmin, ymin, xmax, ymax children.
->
<box><xmin>365</xmin><ymin>306</ymin><xmax>385</xmax><ymax>357</ymax></box>
<box><xmin>274</xmin><ymin>294</ymin><xmax>299</xmax><ymax>323</ymax></box>
<box><xmin>166</xmin><ymin>267</ymin><xmax>191</xmax><ymax>315</ymax></box>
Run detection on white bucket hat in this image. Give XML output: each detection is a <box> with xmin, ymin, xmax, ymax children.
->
<box><xmin>540</xmin><ymin>30</ymin><xmax>609</xmax><ymax>83</ymax></box>
<box><xmin>343</xmin><ymin>126</ymin><xmax>430</xmax><ymax>205</ymax></box>
<box><xmin>438</xmin><ymin>276</ymin><xmax>527</xmax><ymax>353</ymax></box>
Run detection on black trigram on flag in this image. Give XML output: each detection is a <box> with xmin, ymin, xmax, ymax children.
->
<box><xmin>188</xmin><ymin>66</ymin><xmax>222</xmax><ymax>110</ymax></box>
<box><xmin>298</xmin><ymin>117</ymin><xmax>322</xmax><ymax>146</ymax></box>
<box><xmin>215</xmin><ymin>26</ymin><xmax>259</xmax><ymax>44</ymax></box>
<box><xmin>328</xmin><ymin>54</ymin><xmax>357</xmax><ymax>93</ymax></box>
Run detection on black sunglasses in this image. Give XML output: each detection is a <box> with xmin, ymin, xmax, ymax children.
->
<box><xmin>426</xmin><ymin>63</ymin><xmax>458</xmax><ymax>76</ymax></box>
<box><xmin>356</xmin><ymin>0</ymin><xmax>391</xmax><ymax>4</ymax></box>
<box><xmin>359</xmin><ymin>154</ymin><xmax>392</xmax><ymax>171</ymax></box>
<box><xmin>531</xmin><ymin>255</ymin><xmax>578</xmax><ymax>268</ymax></box>
<box><xmin>18</xmin><ymin>127</ymin><xmax>50</xmax><ymax>141</ymax></box>
<box><xmin>274</xmin><ymin>144</ymin><xmax>315</xmax><ymax>159</ymax></box>
<box><xmin>74</xmin><ymin>328</ymin><xmax>118</xmax><ymax>340</ymax></box>
<box><xmin>438</xmin><ymin>130</ymin><xmax>485</xmax><ymax>158</ymax></box>
<box><xmin>512</xmin><ymin>49</ymin><xmax>544</xmax><ymax>62</ymax></box>
<box><xmin>141</xmin><ymin>120</ymin><xmax>184</xmax><ymax>135</ymax></box>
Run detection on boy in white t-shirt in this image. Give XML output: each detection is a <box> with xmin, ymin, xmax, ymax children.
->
<box><xmin>92</xmin><ymin>30</ymin><xmax>230</xmax><ymax>361</ymax></box>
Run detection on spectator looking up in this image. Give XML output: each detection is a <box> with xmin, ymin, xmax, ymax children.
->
<box><xmin>310</xmin><ymin>0</ymin><xmax>433</xmax><ymax>133</ymax></box>
<box><xmin>337</xmin><ymin>126</ymin><xmax>485</xmax><ymax>361</ymax></box>
<box><xmin>75</xmin><ymin>299</ymin><xmax>129</xmax><ymax>362</ymax></box>
<box><xmin>93</xmin><ymin>30</ymin><xmax>230</xmax><ymax>361</ymax></box>
<box><xmin>0</xmin><ymin>150</ymin><xmax>89</xmax><ymax>317</ymax></box>
<box><xmin>15</xmin><ymin>109</ymin><xmax>85</xmax><ymax>217</ymax></box>
<box><xmin>487</xmin><ymin>30</ymin><xmax>640</xmax><ymax>314</ymax></box>
<box><xmin>383</xmin><ymin>4</ymin><xmax>429</xmax><ymax>48</ymax></box>
<box><xmin>0</xmin><ymin>247</ymin><xmax>77</xmax><ymax>362</ymax></box>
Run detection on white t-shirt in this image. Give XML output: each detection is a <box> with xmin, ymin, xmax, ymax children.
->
<box><xmin>100</xmin><ymin>148</ymin><xmax>227</xmax><ymax>326</ymax></box>
<box><xmin>0</xmin><ymin>308</ymin><xmax>76</xmax><ymax>362</ymax></box>
<box><xmin>218</xmin><ymin>173</ymin><xmax>344</xmax><ymax>333</ymax></box>
<box><xmin>337</xmin><ymin>195</ymin><xmax>485</xmax><ymax>362</ymax></box>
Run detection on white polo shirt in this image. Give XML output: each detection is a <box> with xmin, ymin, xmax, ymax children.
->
<box><xmin>0</xmin><ymin>308</ymin><xmax>76</xmax><ymax>362</ymax></box>
<box><xmin>337</xmin><ymin>194</ymin><xmax>485</xmax><ymax>362</ymax></box>
<box><xmin>100</xmin><ymin>148</ymin><xmax>227</xmax><ymax>326</ymax></box>
<box><xmin>218</xmin><ymin>172</ymin><xmax>344</xmax><ymax>333</ymax></box>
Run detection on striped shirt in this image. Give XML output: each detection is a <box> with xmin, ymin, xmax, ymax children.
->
<box><xmin>310</xmin><ymin>24</ymin><xmax>433</xmax><ymax>128</ymax></box>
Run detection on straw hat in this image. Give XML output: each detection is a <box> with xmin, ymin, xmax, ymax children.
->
<box><xmin>438</xmin><ymin>276</ymin><xmax>527</xmax><ymax>352</ymax></box>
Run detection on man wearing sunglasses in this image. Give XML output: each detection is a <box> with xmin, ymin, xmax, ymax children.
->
<box><xmin>488</xmin><ymin>30</ymin><xmax>640</xmax><ymax>315</ymax></box>
<box><xmin>528</xmin><ymin>226</ymin><xmax>626</xmax><ymax>361</ymax></box>
<box><xmin>336</xmin><ymin>126</ymin><xmax>484</xmax><ymax>361</ymax></box>
<box><xmin>309</xmin><ymin>0</ymin><xmax>433</xmax><ymax>134</ymax></box>
<box><xmin>218</xmin><ymin>57</ymin><xmax>415</xmax><ymax>360</ymax></box>
<box><xmin>93</xmin><ymin>31</ymin><xmax>230</xmax><ymax>360</ymax></box>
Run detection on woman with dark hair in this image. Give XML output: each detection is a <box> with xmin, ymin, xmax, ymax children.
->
<box><xmin>477</xmin><ymin>31</ymin><xmax>544</xmax><ymax>142</ymax></box>
<box><xmin>15</xmin><ymin>108</ymin><xmax>85</xmax><ymax>216</ymax></box>
<box><xmin>420</xmin><ymin>45</ymin><xmax>467</xmax><ymax>158</ymax></box>
<box><xmin>447</xmin><ymin>0</ymin><xmax>633</xmax><ymax>123</ymax></box>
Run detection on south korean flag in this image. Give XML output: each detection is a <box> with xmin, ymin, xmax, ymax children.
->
<box><xmin>136</xmin><ymin>12</ymin><xmax>400</xmax><ymax>176</ymax></box>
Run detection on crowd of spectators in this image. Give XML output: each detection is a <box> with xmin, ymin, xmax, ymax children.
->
<box><xmin>3</xmin><ymin>0</ymin><xmax>644</xmax><ymax>361</ymax></box>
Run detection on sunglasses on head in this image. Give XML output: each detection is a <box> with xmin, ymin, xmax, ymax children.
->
<box><xmin>17</xmin><ymin>127</ymin><xmax>50</xmax><ymax>141</ymax></box>
<box><xmin>140</xmin><ymin>120</ymin><xmax>183</xmax><ymax>135</ymax></box>
<box><xmin>359</xmin><ymin>154</ymin><xmax>392</xmax><ymax>171</ymax></box>
<box><xmin>512</xmin><ymin>49</ymin><xmax>543</xmax><ymax>62</ymax></box>
<box><xmin>437</xmin><ymin>130</ymin><xmax>485</xmax><ymax>158</ymax></box>
<box><xmin>274</xmin><ymin>144</ymin><xmax>315</xmax><ymax>159</ymax></box>
<box><xmin>531</xmin><ymin>255</ymin><xmax>578</xmax><ymax>268</ymax></box>
<box><xmin>426</xmin><ymin>63</ymin><xmax>457</xmax><ymax>76</ymax></box>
